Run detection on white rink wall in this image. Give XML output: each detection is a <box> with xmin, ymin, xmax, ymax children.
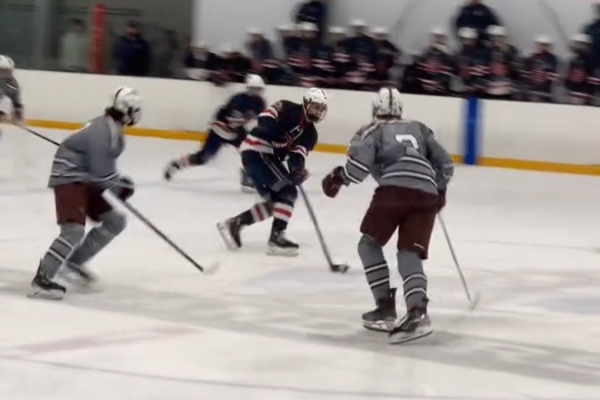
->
<box><xmin>11</xmin><ymin>69</ymin><xmax>600</xmax><ymax>174</ymax></box>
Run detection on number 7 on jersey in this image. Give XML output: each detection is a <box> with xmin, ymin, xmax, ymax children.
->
<box><xmin>395</xmin><ymin>134</ymin><xmax>419</xmax><ymax>149</ymax></box>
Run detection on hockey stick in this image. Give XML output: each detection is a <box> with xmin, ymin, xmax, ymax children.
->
<box><xmin>299</xmin><ymin>185</ymin><xmax>349</xmax><ymax>273</ymax></box>
<box><xmin>437</xmin><ymin>213</ymin><xmax>479</xmax><ymax>309</ymax></box>
<box><xmin>12</xmin><ymin>122</ymin><xmax>218</xmax><ymax>275</ymax></box>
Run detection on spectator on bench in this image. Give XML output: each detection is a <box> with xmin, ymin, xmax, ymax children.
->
<box><xmin>183</xmin><ymin>42</ymin><xmax>219</xmax><ymax>80</ymax></box>
<box><xmin>521</xmin><ymin>36</ymin><xmax>558</xmax><ymax>103</ymax></box>
<box><xmin>486</xmin><ymin>25</ymin><xmax>520</xmax><ymax>100</ymax></box>
<box><xmin>565</xmin><ymin>34</ymin><xmax>594</xmax><ymax>105</ymax></box>
<box><xmin>416</xmin><ymin>28</ymin><xmax>455</xmax><ymax>96</ymax></box>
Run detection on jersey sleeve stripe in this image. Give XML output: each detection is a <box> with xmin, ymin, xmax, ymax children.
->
<box><xmin>94</xmin><ymin>171</ymin><xmax>120</xmax><ymax>183</ymax></box>
<box><xmin>290</xmin><ymin>145</ymin><xmax>308</xmax><ymax>157</ymax></box>
<box><xmin>258</xmin><ymin>107</ymin><xmax>278</xmax><ymax>119</ymax></box>
<box><xmin>342</xmin><ymin>163</ymin><xmax>364</xmax><ymax>184</ymax></box>
<box><xmin>347</xmin><ymin>156</ymin><xmax>370</xmax><ymax>173</ymax></box>
<box><xmin>53</xmin><ymin>157</ymin><xmax>79</xmax><ymax>168</ymax></box>
<box><xmin>211</xmin><ymin>121</ymin><xmax>239</xmax><ymax>141</ymax></box>
<box><xmin>240</xmin><ymin>134</ymin><xmax>274</xmax><ymax>154</ymax></box>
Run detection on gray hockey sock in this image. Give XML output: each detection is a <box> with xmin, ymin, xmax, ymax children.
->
<box><xmin>358</xmin><ymin>234</ymin><xmax>390</xmax><ymax>301</ymax></box>
<box><xmin>67</xmin><ymin>211</ymin><xmax>127</xmax><ymax>267</ymax></box>
<box><xmin>397</xmin><ymin>250</ymin><xmax>428</xmax><ymax>310</ymax></box>
<box><xmin>40</xmin><ymin>223</ymin><xmax>85</xmax><ymax>278</ymax></box>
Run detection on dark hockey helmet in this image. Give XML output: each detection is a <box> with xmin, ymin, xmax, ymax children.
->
<box><xmin>303</xmin><ymin>87</ymin><xmax>328</xmax><ymax>123</ymax></box>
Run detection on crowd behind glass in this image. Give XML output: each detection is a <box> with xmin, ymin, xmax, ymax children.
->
<box><xmin>12</xmin><ymin>0</ymin><xmax>600</xmax><ymax>106</ymax></box>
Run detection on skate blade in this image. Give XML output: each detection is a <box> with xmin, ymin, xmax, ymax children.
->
<box><xmin>363</xmin><ymin>319</ymin><xmax>395</xmax><ymax>333</ymax></box>
<box><xmin>241</xmin><ymin>185</ymin><xmax>255</xmax><ymax>194</ymax></box>
<box><xmin>389</xmin><ymin>326</ymin><xmax>433</xmax><ymax>344</ymax></box>
<box><xmin>216</xmin><ymin>222</ymin><xmax>240</xmax><ymax>251</ymax></box>
<box><xmin>58</xmin><ymin>267</ymin><xmax>97</xmax><ymax>287</ymax></box>
<box><xmin>27</xmin><ymin>287</ymin><xmax>65</xmax><ymax>301</ymax></box>
<box><xmin>266</xmin><ymin>246</ymin><xmax>299</xmax><ymax>257</ymax></box>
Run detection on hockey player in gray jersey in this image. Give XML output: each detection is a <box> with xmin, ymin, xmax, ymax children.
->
<box><xmin>321</xmin><ymin>87</ymin><xmax>454</xmax><ymax>344</ymax></box>
<box><xmin>0</xmin><ymin>55</ymin><xmax>24</xmax><ymax>122</ymax></box>
<box><xmin>30</xmin><ymin>86</ymin><xmax>142</xmax><ymax>300</ymax></box>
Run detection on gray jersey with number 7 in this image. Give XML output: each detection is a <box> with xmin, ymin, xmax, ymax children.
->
<box><xmin>341</xmin><ymin>119</ymin><xmax>454</xmax><ymax>195</ymax></box>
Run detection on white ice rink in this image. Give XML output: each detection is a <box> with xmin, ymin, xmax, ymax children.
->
<box><xmin>0</xmin><ymin>127</ymin><xmax>599</xmax><ymax>400</ymax></box>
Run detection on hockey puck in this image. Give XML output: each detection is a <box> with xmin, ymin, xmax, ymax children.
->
<box><xmin>331</xmin><ymin>263</ymin><xmax>350</xmax><ymax>274</ymax></box>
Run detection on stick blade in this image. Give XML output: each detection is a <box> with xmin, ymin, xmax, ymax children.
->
<box><xmin>331</xmin><ymin>263</ymin><xmax>350</xmax><ymax>274</ymax></box>
<box><xmin>469</xmin><ymin>292</ymin><xmax>481</xmax><ymax>310</ymax></box>
<box><xmin>202</xmin><ymin>262</ymin><xmax>220</xmax><ymax>275</ymax></box>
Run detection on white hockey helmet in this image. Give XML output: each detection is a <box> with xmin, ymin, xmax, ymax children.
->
<box><xmin>245</xmin><ymin>74</ymin><xmax>265</xmax><ymax>95</ymax></box>
<box><xmin>458</xmin><ymin>27</ymin><xmax>477</xmax><ymax>40</ymax></box>
<box><xmin>109</xmin><ymin>86</ymin><xmax>142</xmax><ymax>126</ymax></box>
<box><xmin>303</xmin><ymin>87</ymin><xmax>328</xmax><ymax>123</ymax></box>
<box><xmin>373</xmin><ymin>87</ymin><xmax>402</xmax><ymax>120</ymax></box>
<box><xmin>0</xmin><ymin>55</ymin><xmax>15</xmax><ymax>70</ymax></box>
<box><xmin>572</xmin><ymin>33</ymin><xmax>591</xmax><ymax>44</ymax></box>
<box><xmin>0</xmin><ymin>55</ymin><xmax>15</xmax><ymax>77</ymax></box>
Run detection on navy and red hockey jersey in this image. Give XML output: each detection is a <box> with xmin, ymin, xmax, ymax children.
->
<box><xmin>210</xmin><ymin>92</ymin><xmax>265</xmax><ymax>141</ymax></box>
<box><xmin>241</xmin><ymin>100</ymin><xmax>318</xmax><ymax>170</ymax></box>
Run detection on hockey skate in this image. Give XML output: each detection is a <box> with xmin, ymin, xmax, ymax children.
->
<box><xmin>267</xmin><ymin>230</ymin><xmax>299</xmax><ymax>257</ymax></box>
<box><xmin>163</xmin><ymin>160</ymin><xmax>182</xmax><ymax>181</ymax></box>
<box><xmin>29</xmin><ymin>262</ymin><xmax>66</xmax><ymax>300</ymax></box>
<box><xmin>362</xmin><ymin>288</ymin><xmax>397</xmax><ymax>332</ymax></box>
<box><xmin>389</xmin><ymin>307</ymin><xmax>433</xmax><ymax>344</ymax></box>
<box><xmin>217</xmin><ymin>217</ymin><xmax>243</xmax><ymax>251</ymax></box>
<box><xmin>240</xmin><ymin>168</ymin><xmax>255</xmax><ymax>193</ymax></box>
<box><xmin>61</xmin><ymin>262</ymin><xmax>97</xmax><ymax>289</ymax></box>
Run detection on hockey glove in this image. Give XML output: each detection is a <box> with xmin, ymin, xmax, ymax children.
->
<box><xmin>116</xmin><ymin>176</ymin><xmax>135</xmax><ymax>201</ymax></box>
<box><xmin>322</xmin><ymin>166</ymin><xmax>344</xmax><ymax>198</ymax></box>
<box><xmin>437</xmin><ymin>189</ymin><xmax>446</xmax><ymax>212</ymax></box>
<box><xmin>289</xmin><ymin>168</ymin><xmax>309</xmax><ymax>185</ymax></box>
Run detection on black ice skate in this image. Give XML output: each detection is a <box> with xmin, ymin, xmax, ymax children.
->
<box><xmin>29</xmin><ymin>262</ymin><xmax>66</xmax><ymax>300</ymax></box>
<box><xmin>217</xmin><ymin>217</ymin><xmax>243</xmax><ymax>251</ymax></box>
<box><xmin>240</xmin><ymin>168</ymin><xmax>255</xmax><ymax>193</ymax></box>
<box><xmin>163</xmin><ymin>160</ymin><xmax>182</xmax><ymax>181</ymax></box>
<box><xmin>362</xmin><ymin>288</ymin><xmax>397</xmax><ymax>332</ymax></box>
<box><xmin>267</xmin><ymin>230</ymin><xmax>299</xmax><ymax>257</ymax></box>
<box><xmin>389</xmin><ymin>307</ymin><xmax>433</xmax><ymax>344</ymax></box>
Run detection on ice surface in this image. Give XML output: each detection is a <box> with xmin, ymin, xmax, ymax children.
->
<box><xmin>0</xmin><ymin>127</ymin><xmax>599</xmax><ymax>399</ymax></box>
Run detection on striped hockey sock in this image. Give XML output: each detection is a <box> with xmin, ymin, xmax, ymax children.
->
<box><xmin>272</xmin><ymin>202</ymin><xmax>294</xmax><ymax>232</ymax></box>
<box><xmin>365</xmin><ymin>261</ymin><xmax>391</xmax><ymax>301</ymax></box>
<box><xmin>397</xmin><ymin>251</ymin><xmax>428</xmax><ymax>310</ymax></box>
<box><xmin>239</xmin><ymin>202</ymin><xmax>272</xmax><ymax>226</ymax></box>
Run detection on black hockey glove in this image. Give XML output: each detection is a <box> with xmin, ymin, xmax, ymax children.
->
<box><xmin>322</xmin><ymin>166</ymin><xmax>344</xmax><ymax>198</ymax></box>
<box><xmin>289</xmin><ymin>168</ymin><xmax>309</xmax><ymax>185</ymax></box>
<box><xmin>437</xmin><ymin>189</ymin><xmax>446</xmax><ymax>212</ymax></box>
<box><xmin>116</xmin><ymin>176</ymin><xmax>135</xmax><ymax>201</ymax></box>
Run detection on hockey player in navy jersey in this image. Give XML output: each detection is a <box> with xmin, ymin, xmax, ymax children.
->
<box><xmin>217</xmin><ymin>87</ymin><xmax>328</xmax><ymax>256</ymax></box>
<box><xmin>163</xmin><ymin>74</ymin><xmax>266</xmax><ymax>191</ymax></box>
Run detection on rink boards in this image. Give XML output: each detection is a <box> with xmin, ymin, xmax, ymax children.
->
<box><xmin>10</xmin><ymin>69</ymin><xmax>600</xmax><ymax>175</ymax></box>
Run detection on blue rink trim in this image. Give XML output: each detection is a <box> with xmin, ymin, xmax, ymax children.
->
<box><xmin>462</xmin><ymin>97</ymin><xmax>480</xmax><ymax>165</ymax></box>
